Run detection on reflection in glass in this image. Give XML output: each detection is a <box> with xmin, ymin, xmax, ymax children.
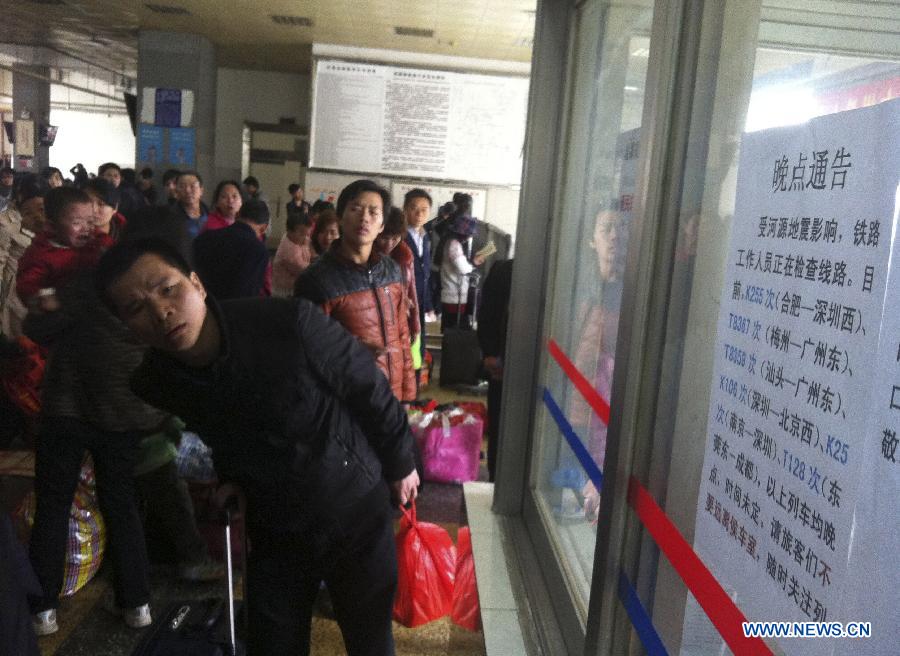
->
<box><xmin>569</xmin><ymin>209</ymin><xmax>628</xmax><ymax>521</ymax></box>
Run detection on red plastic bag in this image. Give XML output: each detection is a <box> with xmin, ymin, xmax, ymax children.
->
<box><xmin>0</xmin><ymin>336</ymin><xmax>46</xmax><ymax>418</ymax></box>
<box><xmin>451</xmin><ymin>526</ymin><xmax>481</xmax><ymax>631</ymax></box>
<box><xmin>393</xmin><ymin>502</ymin><xmax>457</xmax><ymax>627</ymax></box>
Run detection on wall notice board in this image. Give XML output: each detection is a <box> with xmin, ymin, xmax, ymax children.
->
<box><xmin>310</xmin><ymin>59</ymin><xmax>529</xmax><ymax>186</ymax></box>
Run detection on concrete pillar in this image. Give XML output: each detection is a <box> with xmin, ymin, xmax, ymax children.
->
<box><xmin>136</xmin><ymin>31</ymin><xmax>216</xmax><ymax>190</ymax></box>
<box><xmin>12</xmin><ymin>66</ymin><xmax>51</xmax><ymax>172</ymax></box>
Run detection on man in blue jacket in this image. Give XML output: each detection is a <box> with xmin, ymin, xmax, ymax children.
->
<box><xmin>402</xmin><ymin>189</ymin><xmax>433</xmax><ymax>373</ymax></box>
<box><xmin>96</xmin><ymin>237</ymin><xmax>419</xmax><ymax>656</ymax></box>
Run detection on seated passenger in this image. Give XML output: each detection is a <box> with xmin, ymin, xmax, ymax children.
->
<box><xmin>97</xmin><ymin>237</ymin><xmax>419</xmax><ymax>655</ymax></box>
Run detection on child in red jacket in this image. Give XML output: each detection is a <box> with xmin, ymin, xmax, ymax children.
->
<box><xmin>16</xmin><ymin>187</ymin><xmax>103</xmax><ymax>313</ymax></box>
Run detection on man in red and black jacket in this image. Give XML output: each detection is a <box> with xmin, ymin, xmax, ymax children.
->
<box><xmin>295</xmin><ymin>179</ymin><xmax>416</xmax><ymax>403</ymax></box>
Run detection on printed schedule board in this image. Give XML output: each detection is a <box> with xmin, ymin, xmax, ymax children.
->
<box><xmin>686</xmin><ymin>99</ymin><xmax>899</xmax><ymax>656</ymax></box>
<box><xmin>310</xmin><ymin>60</ymin><xmax>529</xmax><ymax>186</ymax></box>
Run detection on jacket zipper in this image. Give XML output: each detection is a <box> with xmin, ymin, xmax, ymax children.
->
<box><xmin>368</xmin><ymin>269</ymin><xmax>392</xmax><ymax>379</ymax></box>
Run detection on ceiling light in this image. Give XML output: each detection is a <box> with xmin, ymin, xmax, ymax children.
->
<box><xmin>270</xmin><ymin>15</ymin><xmax>314</xmax><ymax>27</ymax></box>
<box><xmin>394</xmin><ymin>26</ymin><xmax>435</xmax><ymax>38</ymax></box>
<box><xmin>144</xmin><ymin>3</ymin><xmax>191</xmax><ymax>15</ymax></box>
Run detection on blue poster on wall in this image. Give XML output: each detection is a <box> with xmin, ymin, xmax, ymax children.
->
<box><xmin>155</xmin><ymin>88</ymin><xmax>182</xmax><ymax>128</ymax></box>
<box><xmin>138</xmin><ymin>125</ymin><xmax>164</xmax><ymax>164</ymax></box>
<box><xmin>168</xmin><ymin>127</ymin><xmax>195</xmax><ymax>166</ymax></box>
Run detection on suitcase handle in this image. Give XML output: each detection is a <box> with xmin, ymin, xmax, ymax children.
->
<box><xmin>224</xmin><ymin>509</ymin><xmax>237</xmax><ymax>656</ymax></box>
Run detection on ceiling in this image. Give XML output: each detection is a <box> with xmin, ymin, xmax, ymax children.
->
<box><xmin>0</xmin><ymin>0</ymin><xmax>538</xmax><ymax>78</ymax></box>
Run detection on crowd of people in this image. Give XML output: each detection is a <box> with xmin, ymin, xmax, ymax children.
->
<box><xmin>0</xmin><ymin>159</ymin><xmax>507</xmax><ymax>655</ymax></box>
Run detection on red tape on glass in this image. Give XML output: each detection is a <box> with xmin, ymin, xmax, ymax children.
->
<box><xmin>547</xmin><ymin>339</ymin><xmax>611</xmax><ymax>426</ymax></box>
<box><xmin>627</xmin><ymin>477</ymin><xmax>772</xmax><ymax>656</ymax></box>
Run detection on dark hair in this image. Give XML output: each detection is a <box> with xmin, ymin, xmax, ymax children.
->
<box><xmin>41</xmin><ymin>166</ymin><xmax>62</xmax><ymax>181</ymax></box>
<box><xmin>212</xmin><ymin>180</ymin><xmax>241</xmax><ymax>204</ymax></box>
<box><xmin>404</xmin><ymin>188</ymin><xmax>432</xmax><ymax>207</ymax></box>
<box><xmin>95</xmin><ymin>237</ymin><xmax>194</xmax><ymax>314</ymax></box>
<box><xmin>238</xmin><ymin>199</ymin><xmax>270</xmax><ymax>224</ymax></box>
<box><xmin>336</xmin><ymin>179</ymin><xmax>391</xmax><ymax>220</ymax></box>
<box><xmin>286</xmin><ymin>213</ymin><xmax>313</xmax><ymax>232</ymax></box>
<box><xmin>98</xmin><ymin>162</ymin><xmax>121</xmax><ymax>176</ymax></box>
<box><xmin>177</xmin><ymin>170</ymin><xmax>203</xmax><ymax>186</ymax></box>
<box><xmin>288</xmin><ymin>183</ymin><xmax>301</xmax><ymax>194</ymax></box>
<box><xmin>44</xmin><ymin>186</ymin><xmax>91</xmax><ymax>225</ymax></box>
<box><xmin>162</xmin><ymin>169</ymin><xmax>180</xmax><ymax>185</ymax></box>
<box><xmin>16</xmin><ymin>173</ymin><xmax>49</xmax><ymax>204</ymax></box>
<box><xmin>83</xmin><ymin>177</ymin><xmax>121</xmax><ymax>209</ymax></box>
<box><xmin>311</xmin><ymin>209</ymin><xmax>339</xmax><ymax>254</ymax></box>
<box><xmin>242</xmin><ymin>176</ymin><xmax>259</xmax><ymax>188</ymax></box>
<box><xmin>311</xmin><ymin>200</ymin><xmax>333</xmax><ymax>215</ymax></box>
<box><xmin>383</xmin><ymin>207</ymin><xmax>406</xmax><ymax>236</ymax></box>
<box><xmin>140</xmin><ymin>167</ymin><xmax>154</xmax><ymax>180</ymax></box>
<box><xmin>452</xmin><ymin>193</ymin><xmax>473</xmax><ymax>215</ymax></box>
<box><xmin>121</xmin><ymin>168</ymin><xmax>137</xmax><ymax>185</ymax></box>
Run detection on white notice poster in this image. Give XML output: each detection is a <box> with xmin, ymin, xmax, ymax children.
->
<box><xmin>310</xmin><ymin>60</ymin><xmax>528</xmax><ymax>186</ymax></box>
<box><xmin>686</xmin><ymin>99</ymin><xmax>899</xmax><ymax>656</ymax></box>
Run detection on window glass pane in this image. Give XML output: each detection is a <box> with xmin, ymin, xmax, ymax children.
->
<box><xmin>530</xmin><ymin>0</ymin><xmax>655</xmax><ymax>617</ymax></box>
<box><xmin>626</xmin><ymin>2</ymin><xmax>900</xmax><ymax>654</ymax></box>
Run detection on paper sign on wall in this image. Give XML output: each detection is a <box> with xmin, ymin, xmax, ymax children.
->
<box><xmin>310</xmin><ymin>60</ymin><xmax>528</xmax><ymax>186</ymax></box>
<box><xmin>138</xmin><ymin>125</ymin><xmax>164</xmax><ymax>164</ymax></box>
<box><xmin>140</xmin><ymin>87</ymin><xmax>195</xmax><ymax>127</ymax></box>
<box><xmin>168</xmin><ymin>127</ymin><xmax>195</xmax><ymax>167</ymax></box>
<box><xmin>14</xmin><ymin>120</ymin><xmax>34</xmax><ymax>158</ymax></box>
<box><xmin>685</xmin><ymin>98</ymin><xmax>899</xmax><ymax>656</ymax></box>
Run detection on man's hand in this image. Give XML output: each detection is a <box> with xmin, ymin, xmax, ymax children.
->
<box><xmin>213</xmin><ymin>482</ymin><xmax>246</xmax><ymax>518</ymax></box>
<box><xmin>390</xmin><ymin>469</ymin><xmax>420</xmax><ymax>506</ymax></box>
<box><xmin>483</xmin><ymin>356</ymin><xmax>503</xmax><ymax>381</ymax></box>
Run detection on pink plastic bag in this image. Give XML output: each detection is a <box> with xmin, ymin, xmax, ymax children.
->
<box><xmin>393</xmin><ymin>502</ymin><xmax>457</xmax><ymax>627</ymax></box>
<box><xmin>413</xmin><ymin>413</ymin><xmax>483</xmax><ymax>483</ymax></box>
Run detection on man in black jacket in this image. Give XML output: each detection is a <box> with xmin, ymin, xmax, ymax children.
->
<box><xmin>97</xmin><ymin>238</ymin><xmax>419</xmax><ymax>656</ymax></box>
<box><xmin>193</xmin><ymin>199</ymin><xmax>270</xmax><ymax>300</ymax></box>
<box><xmin>477</xmin><ymin>258</ymin><xmax>513</xmax><ymax>482</ymax></box>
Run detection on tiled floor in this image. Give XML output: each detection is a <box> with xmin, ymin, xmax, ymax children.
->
<box><xmin>464</xmin><ymin>483</ymin><xmax>528</xmax><ymax>656</ymax></box>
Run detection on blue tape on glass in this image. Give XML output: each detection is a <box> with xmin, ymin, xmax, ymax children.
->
<box><xmin>617</xmin><ymin>571</ymin><xmax>670</xmax><ymax>656</ymax></box>
<box><xmin>541</xmin><ymin>388</ymin><xmax>603</xmax><ymax>490</ymax></box>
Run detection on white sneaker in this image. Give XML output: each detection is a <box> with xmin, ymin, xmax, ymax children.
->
<box><xmin>32</xmin><ymin>609</ymin><xmax>58</xmax><ymax>636</ymax></box>
<box><xmin>123</xmin><ymin>603</ymin><xmax>152</xmax><ymax>628</ymax></box>
<box><xmin>106</xmin><ymin>601</ymin><xmax>152</xmax><ymax>629</ymax></box>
